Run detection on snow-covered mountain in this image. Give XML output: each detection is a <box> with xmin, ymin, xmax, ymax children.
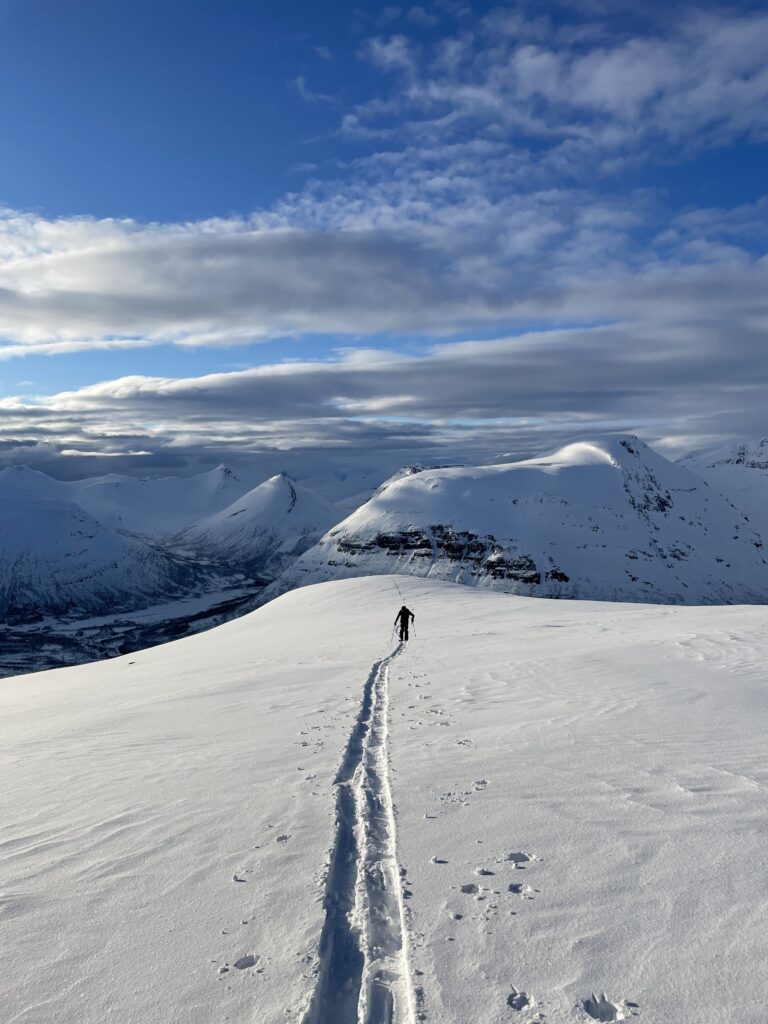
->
<box><xmin>170</xmin><ymin>473</ymin><xmax>341</xmax><ymax>578</ymax></box>
<box><xmin>71</xmin><ymin>463</ymin><xmax>248</xmax><ymax>536</ymax></box>
<box><xmin>0</xmin><ymin>462</ymin><xmax>250</xmax><ymax>539</ymax></box>
<box><xmin>0</xmin><ymin>491</ymin><xmax>219</xmax><ymax>624</ymax></box>
<box><xmin>679</xmin><ymin>438</ymin><xmax>768</xmax><ymax>538</ymax></box>
<box><xmin>264</xmin><ymin>436</ymin><xmax>768</xmax><ymax>605</ymax></box>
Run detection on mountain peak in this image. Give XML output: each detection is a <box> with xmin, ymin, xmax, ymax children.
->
<box><xmin>264</xmin><ymin>441</ymin><xmax>768</xmax><ymax>607</ymax></box>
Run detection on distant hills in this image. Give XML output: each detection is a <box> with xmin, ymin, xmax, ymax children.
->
<box><xmin>171</xmin><ymin>473</ymin><xmax>340</xmax><ymax>579</ymax></box>
<box><xmin>0</xmin><ymin>462</ymin><xmax>340</xmax><ymax>626</ymax></box>
<box><xmin>2</xmin><ymin>436</ymin><xmax>768</xmax><ymax>672</ymax></box>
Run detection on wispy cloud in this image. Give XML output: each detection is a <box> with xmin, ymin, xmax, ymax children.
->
<box><xmin>0</xmin><ymin>8</ymin><xmax>764</xmax><ymax>360</ymax></box>
<box><xmin>293</xmin><ymin>74</ymin><xmax>338</xmax><ymax>104</ymax></box>
<box><xmin>354</xmin><ymin>8</ymin><xmax>768</xmax><ymax>173</ymax></box>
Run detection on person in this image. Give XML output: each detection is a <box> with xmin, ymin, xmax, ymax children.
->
<box><xmin>394</xmin><ymin>604</ymin><xmax>415</xmax><ymax>641</ymax></box>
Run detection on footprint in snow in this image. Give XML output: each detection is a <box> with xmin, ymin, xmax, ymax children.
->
<box><xmin>506</xmin><ymin>851</ymin><xmax>535</xmax><ymax>867</ymax></box>
<box><xmin>507</xmin><ymin>987</ymin><xmax>534</xmax><ymax>1011</ymax></box>
<box><xmin>234</xmin><ymin>954</ymin><xmax>260</xmax><ymax>970</ymax></box>
<box><xmin>582</xmin><ymin>992</ymin><xmax>631</xmax><ymax>1021</ymax></box>
<box><xmin>508</xmin><ymin>882</ymin><xmax>535</xmax><ymax>899</ymax></box>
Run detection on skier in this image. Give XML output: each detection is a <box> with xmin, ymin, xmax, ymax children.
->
<box><xmin>394</xmin><ymin>604</ymin><xmax>415</xmax><ymax>641</ymax></box>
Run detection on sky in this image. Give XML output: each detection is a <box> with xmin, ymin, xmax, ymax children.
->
<box><xmin>0</xmin><ymin>0</ymin><xmax>767</xmax><ymax>479</ymax></box>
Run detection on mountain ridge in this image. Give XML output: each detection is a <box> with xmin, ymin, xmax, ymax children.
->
<box><xmin>261</xmin><ymin>435</ymin><xmax>768</xmax><ymax>606</ymax></box>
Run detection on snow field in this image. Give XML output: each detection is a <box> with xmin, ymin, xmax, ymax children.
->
<box><xmin>1</xmin><ymin>584</ymin><xmax>396</xmax><ymax>1024</ymax></box>
<box><xmin>385</xmin><ymin>578</ymin><xmax>768</xmax><ymax>1022</ymax></box>
<box><xmin>3</xmin><ymin>576</ymin><xmax>768</xmax><ymax>1023</ymax></box>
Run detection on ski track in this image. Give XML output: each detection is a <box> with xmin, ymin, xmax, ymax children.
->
<box><xmin>303</xmin><ymin>643</ymin><xmax>416</xmax><ymax>1024</ymax></box>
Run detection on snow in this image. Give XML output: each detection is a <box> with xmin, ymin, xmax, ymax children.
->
<box><xmin>172</xmin><ymin>473</ymin><xmax>339</xmax><ymax>577</ymax></box>
<box><xmin>4</xmin><ymin>575</ymin><xmax>768</xmax><ymax>1023</ymax></box>
<box><xmin>71</xmin><ymin>463</ymin><xmax>248</xmax><ymax>536</ymax></box>
<box><xmin>265</xmin><ymin>436</ymin><xmax>768</xmax><ymax>606</ymax></box>
<box><xmin>0</xmin><ymin>462</ymin><xmax>250</xmax><ymax>538</ymax></box>
<box><xmin>0</xmin><ymin>464</ymin><xmax>259</xmax><ymax>628</ymax></box>
<box><xmin>680</xmin><ymin>438</ymin><xmax>768</xmax><ymax>538</ymax></box>
<box><xmin>0</xmin><ymin>491</ymin><xmax>220</xmax><ymax>622</ymax></box>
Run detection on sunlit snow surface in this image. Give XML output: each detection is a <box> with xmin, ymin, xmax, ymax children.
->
<box><xmin>3</xmin><ymin>577</ymin><xmax>768</xmax><ymax>1023</ymax></box>
<box><xmin>266</xmin><ymin>438</ymin><xmax>768</xmax><ymax>606</ymax></box>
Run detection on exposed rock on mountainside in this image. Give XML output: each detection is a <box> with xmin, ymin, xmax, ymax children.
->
<box><xmin>263</xmin><ymin>437</ymin><xmax>768</xmax><ymax>605</ymax></box>
<box><xmin>680</xmin><ymin>438</ymin><xmax>768</xmax><ymax>538</ymax></box>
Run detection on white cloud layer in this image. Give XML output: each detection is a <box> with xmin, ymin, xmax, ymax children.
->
<box><xmin>0</xmin><ymin>9</ymin><xmax>764</xmax><ymax>357</ymax></box>
<box><xmin>0</xmin><ymin>5</ymin><xmax>766</xmax><ymax>467</ymax></box>
<box><xmin>2</xmin><ymin>312</ymin><xmax>767</xmax><ymax>473</ymax></box>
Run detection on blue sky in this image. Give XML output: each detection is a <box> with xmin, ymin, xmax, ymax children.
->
<box><xmin>0</xmin><ymin>0</ymin><xmax>767</xmax><ymax>475</ymax></box>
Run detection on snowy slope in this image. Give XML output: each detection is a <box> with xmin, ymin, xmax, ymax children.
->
<box><xmin>0</xmin><ymin>463</ymin><xmax>250</xmax><ymax>538</ymax></box>
<box><xmin>71</xmin><ymin>463</ymin><xmax>248</xmax><ymax>536</ymax></box>
<box><xmin>4</xmin><ymin>576</ymin><xmax>768</xmax><ymax>1024</ymax></box>
<box><xmin>680</xmin><ymin>438</ymin><xmax>768</xmax><ymax>537</ymax></box>
<box><xmin>0</xmin><ymin>462</ymin><xmax>261</xmax><ymax>630</ymax></box>
<box><xmin>296</xmin><ymin>466</ymin><xmax>396</xmax><ymax>507</ymax></box>
<box><xmin>171</xmin><ymin>474</ymin><xmax>341</xmax><ymax>578</ymax></box>
<box><xmin>0</xmin><ymin>489</ymin><xmax>220</xmax><ymax>623</ymax></box>
<box><xmin>0</xmin><ymin>464</ymin><xmax>71</xmax><ymax>500</ymax></box>
<box><xmin>265</xmin><ymin>437</ymin><xmax>768</xmax><ymax>605</ymax></box>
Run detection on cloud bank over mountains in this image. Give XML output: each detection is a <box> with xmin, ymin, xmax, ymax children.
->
<box><xmin>0</xmin><ymin>3</ymin><xmax>766</xmax><ymax>469</ymax></box>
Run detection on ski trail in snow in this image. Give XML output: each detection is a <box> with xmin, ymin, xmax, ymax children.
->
<box><xmin>303</xmin><ymin>644</ymin><xmax>416</xmax><ymax>1024</ymax></box>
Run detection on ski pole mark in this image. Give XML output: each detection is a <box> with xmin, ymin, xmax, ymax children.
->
<box><xmin>303</xmin><ymin>644</ymin><xmax>416</xmax><ymax>1024</ymax></box>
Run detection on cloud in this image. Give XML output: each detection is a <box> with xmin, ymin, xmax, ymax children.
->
<box><xmin>407</xmin><ymin>6</ymin><xmax>439</xmax><ymax>28</ymax></box>
<box><xmin>294</xmin><ymin>75</ymin><xmax>337</xmax><ymax>104</ymax></box>
<box><xmin>0</xmin><ymin>189</ymin><xmax>765</xmax><ymax>364</ymax></box>
<box><xmin>354</xmin><ymin>9</ymin><xmax>768</xmax><ymax>167</ymax></box>
<box><xmin>2</xmin><ymin>295</ymin><xmax>767</xmax><ymax>472</ymax></box>
<box><xmin>0</xmin><ymin>5</ymin><xmax>765</xmax><ymax>471</ymax></box>
<box><xmin>0</xmin><ymin>9</ymin><xmax>763</xmax><ymax>361</ymax></box>
<box><xmin>365</xmin><ymin>34</ymin><xmax>418</xmax><ymax>73</ymax></box>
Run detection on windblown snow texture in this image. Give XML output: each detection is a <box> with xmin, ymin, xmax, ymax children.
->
<box><xmin>264</xmin><ymin>436</ymin><xmax>768</xmax><ymax>605</ymax></box>
<box><xmin>5</xmin><ymin>576</ymin><xmax>768</xmax><ymax>1024</ymax></box>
